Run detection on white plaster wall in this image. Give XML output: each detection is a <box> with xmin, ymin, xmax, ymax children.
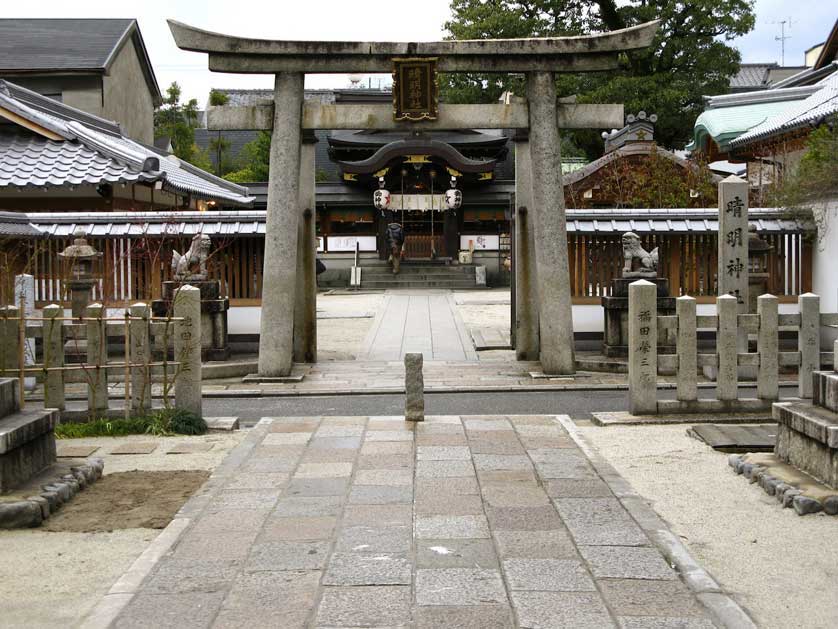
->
<box><xmin>811</xmin><ymin>202</ymin><xmax>838</xmax><ymax>346</ymax></box>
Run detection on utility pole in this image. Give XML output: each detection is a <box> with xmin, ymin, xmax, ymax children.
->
<box><xmin>772</xmin><ymin>18</ymin><xmax>794</xmax><ymax>66</ymax></box>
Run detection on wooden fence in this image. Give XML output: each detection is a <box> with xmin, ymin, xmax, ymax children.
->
<box><xmin>0</xmin><ymin>231</ymin><xmax>812</xmax><ymax>307</ymax></box>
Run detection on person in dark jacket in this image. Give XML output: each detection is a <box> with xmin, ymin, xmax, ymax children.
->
<box><xmin>385</xmin><ymin>223</ymin><xmax>405</xmax><ymax>274</ymax></box>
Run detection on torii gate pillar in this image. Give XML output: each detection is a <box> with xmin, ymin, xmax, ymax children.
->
<box><xmin>527</xmin><ymin>72</ymin><xmax>575</xmax><ymax>373</ymax></box>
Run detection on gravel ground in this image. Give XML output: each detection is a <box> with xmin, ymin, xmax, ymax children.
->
<box><xmin>0</xmin><ymin>432</ymin><xmax>244</xmax><ymax>628</ymax></box>
<box><xmin>317</xmin><ymin>292</ymin><xmax>384</xmax><ymax>360</ymax></box>
<box><xmin>579</xmin><ymin>423</ymin><xmax>838</xmax><ymax>629</ymax></box>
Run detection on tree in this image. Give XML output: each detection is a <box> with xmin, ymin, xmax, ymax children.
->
<box><xmin>224</xmin><ymin>131</ymin><xmax>271</xmax><ymax>183</ymax></box>
<box><xmin>442</xmin><ymin>0</ymin><xmax>755</xmax><ymax>156</ymax></box>
<box><xmin>154</xmin><ymin>82</ymin><xmax>204</xmax><ymax>166</ymax></box>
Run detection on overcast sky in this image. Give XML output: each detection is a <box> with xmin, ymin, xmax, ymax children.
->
<box><xmin>4</xmin><ymin>0</ymin><xmax>836</xmax><ymax>105</ymax></box>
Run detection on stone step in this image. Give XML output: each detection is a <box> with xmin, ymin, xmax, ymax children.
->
<box><xmin>362</xmin><ymin>267</ymin><xmax>476</xmax><ymax>276</ymax></box>
<box><xmin>772</xmin><ymin>401</ymin><xmax>838</xmax><ymax>447</ymax></box>
<box><xmin>0</xmin><ymin>407</ymin><xmax>59</xmax><ymax>492</ymax></box>
<box><xmin>361</xmin><ymin>280</ymin><xmax>483</xmax><ymax>289</ymax></box>
<box><xmin>0</xmin><ymin>379</ymin><xmax>19</xmax><ymax>419</ymax></box>
<box><xmin>362</xmin><ymin>272</ymin><xmax>476</xmax><ymax>281</ymax></box>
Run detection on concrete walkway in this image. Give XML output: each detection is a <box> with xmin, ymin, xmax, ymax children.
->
<box><xmin>359</xmin><ymin>291</ymin><xmax>477</xmax><ymax>362</ymax></box>
<box><xmin>99</xmin><ymin>415</ymin><xmax>733</xmax><ymax>628</ymax></box>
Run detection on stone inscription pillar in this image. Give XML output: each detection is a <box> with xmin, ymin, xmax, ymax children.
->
<box><xmin>513</xmin><ymin>136</ymin><xmax>539</xmax><ymax>361</ymax></box>
<box><xmin>628</xmin><ymin>280</ymin><xmax>657</xmax><ymax>415</ymax></box>
<box><xmin>43</xmin><ymin>304</ymin><xmax>65</xmax><ymax>411</ymax></box>
<box><xmin>717</xmin><ymin>175</ymin><xmax>749</xmax><ymax>362</ymax></box>
<box><xmin>799</xmin><ymin>292</ymin><xmax>820</xmax><ymax>399</ymax></box>
<box><xmin>525</xmin><ymin>72</ymin><xmax>575</xmax><ymax>374</ymax></box>
<box><xmin>259</xmin><ymin>72</ymin><xmax>304</xmax><ymax>376</ymax></box>
<box><xmin>14</xmin><ymin>274</ymin><xmax>35</xmax><ymax>391</ymax></box>
<box><xmin>294</xmin><ymin>134</ymin><xmax>317</xmax><ymax>364</ymax></box>
<box><xmin>174</xmin><ymin>285</ymin><xmax>202</xmax><ymax>418</ymax></box>
<box><xmin>86</xmin><ymin>303</ymin><xmax>109</xmax><ymax>414</ymax></box>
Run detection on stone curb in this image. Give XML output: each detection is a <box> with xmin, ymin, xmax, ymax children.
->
<box><xmin>0</xmin><ymin>458</ymin><xmax>104</xmax><ymax>529</ymax></box>
<box><xmin>24</xmin><ymin>380</ymin><xmax>802</xmax><ymax>401</ymax></box>
<box><xmin>728</xmin><ymin>454</ymin><xmax>838</xmax><ymax>516</ymax></box>
<box><xmin>555</xmin><ymin>415</ymin><xmax>758</xmax><ymax>629</ymax></box>
<box><xmin>78</xmin><ymin>419</ymin><xmax>273</xmax><ymax>628</ymax></box>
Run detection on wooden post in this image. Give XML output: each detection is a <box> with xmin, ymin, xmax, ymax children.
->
<box><xmin>86</xmin><ymin>303</ymin><xmax>109</xmax><ymax>414</ymax></box>
<box><xmin>130</xmin><ymin>303</ymin><xmax>152</xmax><ymax>413</ymax></box>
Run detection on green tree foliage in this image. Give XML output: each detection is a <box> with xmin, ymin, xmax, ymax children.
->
<box><xmin>224</xmin><ymin>131</ymin><xmax>272</xmax><ymax>182</ymax></box>
<box><xmin>209</xmin><ymin>90</ymin><xmax>229</xmax><ymax>106</ymax></box>
<box><xmin>154</xmin><ymin>82</ymin><xmax>206</xmax><ymax>167</ymax></box>
<box><xmin>442</xmin><ymin>0</ymin><xmax>755</xmax><ymax>156</ymax></box>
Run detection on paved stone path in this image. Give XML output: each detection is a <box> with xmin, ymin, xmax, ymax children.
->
<box><xmin>108</xmin><ymin>415</ymin><xmax>718</xmax><ymax>628</ymax></box>
<box><xmin>359</xmin><ymin>292</ymin><xmax>477</xmax><ymax>362</ymax></box>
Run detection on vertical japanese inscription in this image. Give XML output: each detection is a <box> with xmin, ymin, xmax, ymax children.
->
<box><xmin>393</xmin><ymin>58</ymin><xmax>438</xmax><ymax>121</ymax></box>
<box><xmin>717</xmin><ymin>176</ymin><xmax>749</xmax><ymax>311</ymax></box>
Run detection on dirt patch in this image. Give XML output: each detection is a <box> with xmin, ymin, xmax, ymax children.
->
<box><xmin>43</xmin><ymin>470</ymin><xmax>209</xmax><ymax>532</ymax></box>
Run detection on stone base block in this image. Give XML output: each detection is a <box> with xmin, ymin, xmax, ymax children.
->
<box><xmin>610</xmin><ymin>277</ymin><xmax>670</xmax><ymax>298</ymax></box>
<box><xmin>813</xmin><ymin>371</ymin><xmax>838</xmax><ymax>413</ymax></box>
<box><xmin>0</xmin><ymin>409</ymin><xmax>58</xmax><ymax>492</ymax></box>
<box><xmin>773</xmin><ymin>401</ymin><xmax>838</xmax><ymax>489</ymax></box>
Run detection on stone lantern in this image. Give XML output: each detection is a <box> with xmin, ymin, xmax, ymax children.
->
<box><xmin>58</xmin><ymin>227</ymin><xmax>101</xmax><ymax>318</ymax></box>
<box><xmin>747</xmin><ymin>223</ymin><xmax>772</xmax><ymax>314</ymax></box>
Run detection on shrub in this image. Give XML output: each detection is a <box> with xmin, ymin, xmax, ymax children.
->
<box><xmin>55</xmin><ymin>408</ymin><xmax>207</xmax><ymax>438</ymax></box>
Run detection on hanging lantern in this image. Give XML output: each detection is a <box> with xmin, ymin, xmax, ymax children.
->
<box><xmin>373</xmin><ymin>176</ymin><xmax>391</xmax><ymax>212</ymax></box>
<box><xmin>445</xmin><ymin>176</ymin><xmax>462</xmax><ymax>210</ymax></box>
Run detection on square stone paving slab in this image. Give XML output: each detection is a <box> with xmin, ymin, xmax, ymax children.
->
<box><xmin>323</xmin><ymin>552</ymin><xmax>412</xmax><ymax>586</ymax></box>
<box><xmin>416</xmin><ymin>460</ymin><xmax>475</xmax><ymax>478</ymax></box>
<box><xmin>110</xmin><ymin>442</ymin><xmax>157</xmax><ymax>455</ymax></box>
<box><xmin>56</xmin><ymin>444</ymin><xmax>99</xmax><ymax>457</ymax></box>
<box><xmin>493</xmin><ymin>529</ymin><xmax>578</xmax><ymax>559</ymax></box>
<box><xmin>415</xmin><ymin>515</ymin><xmax>491</xmax><ymax>539</ymax></box>
<box><xmin>554</xmin><ymin>498</ymin><xmax>649</xmax><ymax>546</ymax></box>
<box><xmin>355</xmin><ymin>469</ymin><xmax>413</xmax><ymax>486</ymax></box>
<box><xmin>416</xmin><ymin>538</ymin><xmax>499</xmax><ymax>569</ymax></box>
<box><xmin>342</xmin><ymin>504</ymin><xmax>413</xmax><ymax>527</ymax></box>
<box><xmin>415</xmin><ymin>492</ymin><xmax>484</xmax><ymax>516</ymax></box>
<box><xmin>221</xmin><ymin>569</ymin><xmax>320</xmax><ymax>611</ymax></box>
<box><xmin>545</xmin><ymin>478</ymin><xmax>614</xmax><ymax>498</ymax></box>
<box><xmin>246</xmin><ymin>541</ymin><xmax>330</xmax><ymax>571</ymax></box>
<box><xmin>511</xmin><ymin>591</ymin><xmax>615</xmax><ymax>629</ymax></box>
<box><xmin>143</xmin><ymin>558</ymin><xmax>240</xmax><ymax>594</ymax></box>
<box><xmin>414</xmin><ymin>605</ymin><xmax>515</xmax><ymax>628</ymax></box>
<box><xmin>274</xmin><ymin>496</ymin><xmax>344</xmax><ymax>517</ymax></box>
<box><xmin>599</xmin><ymin>579</ymin><xmax>707</xmax><ymax>618</ymax></box>
<box><xmin>166</xmin><ymin>442</ymin><xmax>214</xmax><ymax>454</ymax></box>
<box><xmin>315</xmin><ymin>586</ymin><xmax>412</xmax><ymax>627</ymax></box>
<box><xmin>617</xmin><ymin>618</ymin><xmax>717</xmax><ymax>629</ymax></box>
<box><xmin>579</xmin><ymin>546</ymin><xmax>676</xmax><ymax>580</ymax></box>
<box><xmin>116</xmin><ymin>591</ymin><xmax>226</xmax><ymax>629</ymax></box>
<box><xmin>285</xmin><ymin>477</ymin><xmax>348</xmax><ymax>496</ymax></box>
<box><xmin>485</xmin><ymin>505</ymin><xmax>564</xmax><ymax>531</ymax></box>
<box><xmin>262</xmin><ymin>432</ymin><xmax>312</xmax><ymax>446</ymax></box>
<box><xmin>259</xmin><ymin>516</ymin><xmax>337</xmax><ymax>542</ymax></box>
<box><xmin>503</xmin><ymin>558</ymin><xmax>596</xmax><ymax>592</ymax></box>
<box><xmin>417</xmin><ymin>445</ymin><xmax>472</xmax><ymax>460</ymax></box>
<box><xmin>416</xmin><ymin>477</ymin><xmax>479</xmax><ymax>495</ymax></box>
<box><xmin>473</xmin><ymin>454</ymin><xmax>533</xmax><ymax>472</ymax></box>
<box><xmin>416</xmin><ymin>568</ymin><xmax>508</xmax><ymax>606</ymax></box>
<box><xmin>349</xmin><ymin>484</ymin><xmax>413</xmax><ymax>505</ymax></box>
<box><xmin>365</xmin><ymin>430</ymin><xmax>414</xmax><ymax>442</ymax></box>
<box><xmin>225</xmin><ymin>473</ymin><xmax>289</xmax><ymax>491</ymax></box>
<box><xmin>336</xmin><ymin>525</ymin><xmax>412</xmax><ymax>553</ymax></box>
<box><xmin>294</xmin><ymin>462</ymin><xmax>353</xmax><ymax>478</ymax></box>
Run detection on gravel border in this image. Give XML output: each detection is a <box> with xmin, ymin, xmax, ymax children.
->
<box><xmin>555</xmin><ymin>415</ymin><xmax>757</xmax><ymax>629</ymax></box>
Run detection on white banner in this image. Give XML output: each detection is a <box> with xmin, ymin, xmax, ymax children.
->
<box><xmin>389</xmin><ymin>194</ymin><xmax>447</xmax><ymax>211</ymax></box>
<box><xmin>460</xmin><ymin>235</ymin><xmax>499</xmax><ymax>251</ymax></box>
<box><xmin>326</xmin><ymin>235</ymin><xmax>378</xmax><ymax>252</ymax></box>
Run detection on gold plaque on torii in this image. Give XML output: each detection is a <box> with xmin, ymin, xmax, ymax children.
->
<box><xmin>392</xmin><ymin>58</ymin><xmax>438</xmax><ymax>122</ymax></box>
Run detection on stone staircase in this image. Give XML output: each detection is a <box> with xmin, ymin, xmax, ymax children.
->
<box><xmin>359</xmin><ymin>261</ymin><xmax>485</xmax><ymax>289</ymax></box>
<box><xmin>0</xmin><ymin>378</ymin><xmax>58</xmax><ymax>492</ymax></box>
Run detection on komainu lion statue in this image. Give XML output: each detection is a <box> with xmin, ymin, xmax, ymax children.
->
<box><xmin>621</xmin><ymin>232</ymin><xmax>658</xmax><ymax>278</ymax></box>
<box><xmin>172</xmin><ymin>233</ymin><xmax>211</xmax><ymax>281</ymax></box>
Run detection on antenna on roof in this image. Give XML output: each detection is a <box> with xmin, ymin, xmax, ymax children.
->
<box><xmin>771</xmin><ymin>18</ymin><xmax>795</xmax><ymax>65</ymax></box>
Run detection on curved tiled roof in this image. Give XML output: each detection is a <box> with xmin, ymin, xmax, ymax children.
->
<box><xmin>730</xmin><ymin>74</ymin><xmax>838</xmax><ymax>148</ymax></box>
<box><xmin>0</xmin><ymin>80</ymin><xmax>253</xmax><ymax>205</ymax></box>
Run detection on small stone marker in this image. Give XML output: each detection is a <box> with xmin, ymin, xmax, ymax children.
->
<box><xmin>110</xmin><ymin>442</ymin><xmax>158</xmax><ymax>455</ymax></box>
<box><xmin>57</xmin><ymin>445</ymin><xmax>100</xmax><ymax>458</ymax></box>
<box><xmin>628</xmin><ymin>280</ymin><xmax>657</xmax><ymax>415</ymax></box>
<box><xmin>14</xmin><ymin>274</ymin><xmax>36</xmax><ymax>391</ymax></box>
<box><xmin>166</xmin><ymin>442</ymin><xmax>214</xmax><ymax>454</ymax></box>
<box><xmin>404</xmin><ymin>352</ymin><xmax>425</xmax><ymax>422</ymax></box>
<box><xmin>174</xmin><ymin>285</ymin><xmax>202</xmax><ymax>418</ymax></box>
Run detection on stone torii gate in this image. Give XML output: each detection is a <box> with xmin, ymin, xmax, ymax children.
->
<box><xmin>168</xmin><ymin>19</ymin><xmax>659</xmax><ymax>377</ymax></box>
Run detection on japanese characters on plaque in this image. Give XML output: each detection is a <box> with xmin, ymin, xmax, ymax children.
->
<box><xmin>393</xmin><ymin>58</ymin><xmax>438</xmax><ymax>121</ymax></box>
<box><xmin>637</xmin><ymin>308</ymin><xmax>653</xmax><ymax>380</ymax></box>
<box><xmin>717</xmin><ymin>178</ymin><xmax>749</xmax><ymax>310</ymax></box>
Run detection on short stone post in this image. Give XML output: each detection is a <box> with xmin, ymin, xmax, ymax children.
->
<box><xmin>130</xmin><ymin>303</ymin><xmax>152</xmax><ymax>413</ymax></box>
<box><xmin>43</xmin><ymin>304</ymin><xmax>65</xmax><ymax>411</ymax></box>
<box><xmin>174</xmin><ymin>285</ymin><xmax>202</xmax><ymax>417</ymax></box>
<box><xmin>629</xmin><ymin>280</ymin><xmax>657</xmax><ymax>415</ymax></box>
<box><xmin>14</xmin><ymin>274</ymin><xmax>36</xmax><ymax>391</ymax></box>
<box><xmin>717</xmin><ymin>294</ymin><xmax>739</xmax><ymax>401</ymax></box>
<box><xmin>0</xmin><ymin>306</ymin><xmax>20</xmax><ymax>378</ymax></box>
<box><xmin>86</xmin><ymin>303</ymin><xmax>109</xmax><ymax>414</ymax></box>
<box><xmin>404</xmin><ymin>352</ymin><xmax>424</xmax><ymax>422</ymax></box>
<box><xmin>757</xmin><ymin>294</ymin><xmax>779</xmax><ymax>401</ymax></box>
<box><xmin>798</xmin><ymin>293</ymin><xmax>820</xmax><ymax>399</ymax></box>
<box><xmin>676</xmin><ymin>296</ymin><xmax>697</xmax><ymax>402</ymax></box>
